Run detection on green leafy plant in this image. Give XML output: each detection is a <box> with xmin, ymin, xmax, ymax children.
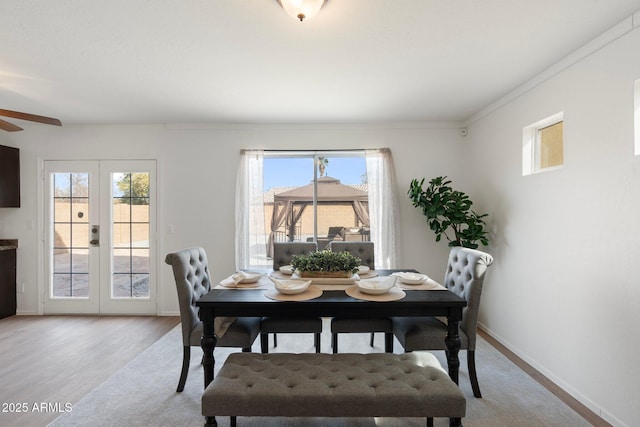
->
<box><xmin>408</xmin><ymin>176</ymin><xmax>489</xmax><ymax>249</ymax></box>
<box><xmin>291</xmin><ymin>249</ymin><xmax>361</xmax><ymax>274</ymax></box>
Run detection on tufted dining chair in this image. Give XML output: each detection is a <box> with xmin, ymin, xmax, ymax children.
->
<box><xmin>165</xmin><ymin>247</ymin><xmax>261</xmax><ymax>392</ymax></box>
<box><xmin>327</xmin><ymin>241</ymin><xmax>393</xmax><ymax>353</ymax></box>
<box><xmin>392</xmin><ymin>246</ymin><xmax>494</xmax><ymax>397</ymax></box>
<box><xmin>261</xmin><ymin>242</ymin><xmax>322</xmax><ymax>353</ymax></box>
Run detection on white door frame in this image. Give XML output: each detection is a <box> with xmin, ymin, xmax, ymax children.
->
<box><xmin>40</xmin><ymin>159</ymin><xmax>157</xmax><ymax>315</ymax></box>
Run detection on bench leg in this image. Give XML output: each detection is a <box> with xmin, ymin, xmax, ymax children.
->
<box><xmin>260</xmin><ymin>334</ymin><xmax>268</xmax><ymax>354</ymax></box>
<box><xmin>427</xmin><ymin>417</ymin><xmax>433</xmax><ymax>427</ymax></box>
<box><xmin>230</xmin><ymin>416</ymin><xmax>237</xmax><ymax>427</ymax></box>
<box><xmin>332</xmin><ymin>333</ymin><xmax>338</xmax><ymax>354</ymax></box>
<box><xmin>315</xmin><ymin>333</ymin><xmax>321</xmax><ymax>353</ymax></box>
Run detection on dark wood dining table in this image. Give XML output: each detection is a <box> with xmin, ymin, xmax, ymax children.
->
<box><xmin>196</xmin><ymin>269</ymin><xmax>467</xmax><ymax>390</ymax></box>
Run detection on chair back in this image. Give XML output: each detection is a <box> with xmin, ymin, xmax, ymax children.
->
<box><xmin>165</xmin><ymin>247</ymin><xmax>212</xmax><ymax>346</ymax></box>
<box><xmin>443</xmin><ymin>247</ymin><xmax>493</xmax><ymax>350</ymax></box>
<box><xmin>273</xmin><ymin>242</ymin><xmax>318</xmax><ymax>270</ymax></box>
<box><xmin>328</xmin><ymin>241</ymin><xmax>375</xmax><ymax>269</ymax></box>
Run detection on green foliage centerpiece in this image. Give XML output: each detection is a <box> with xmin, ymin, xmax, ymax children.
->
<box><xmin>291</xmin><ymin>249</ymin><xmax>361</xmax><ymax>278</ymax></box>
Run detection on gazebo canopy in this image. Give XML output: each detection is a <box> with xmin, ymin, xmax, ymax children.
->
<box><xmin>267</xmin><ymin>176</ymin><xmax>369</xmax><ymax>255</ymax></box>
<box><xmin>274</xmin><ymin>176</ymin><xmax>368</xmax><ymax>203</ymax></box>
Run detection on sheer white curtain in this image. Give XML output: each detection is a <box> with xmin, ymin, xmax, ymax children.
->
<box><xmin>235</xmin><ymin>150</ymin><xmax>267</xmax><ymax>271</ymax></box>
<box><xmin>366</xmin><ymin>148</ymin><xmax>400</xmax><ymax>268</ymax></box>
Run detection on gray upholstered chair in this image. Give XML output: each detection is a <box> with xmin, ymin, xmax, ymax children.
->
<box><xmin>261</xmin><ymin>242</ymin><xmax>322</xmax><ymax>353</ymax></box>
<box><xmin>327</xmin><ymin>241</ymin><xmax>393</xmax><ymax>353</ymax></box>
<box><xmin>165</xmin><ymin>247</ymin><xmax>261</xmax><ymax>392</ymax></box>
<box><xmin>392</xmin><ymin>246</ymin><xmax>494</xmax><ymax>398</ymax></box>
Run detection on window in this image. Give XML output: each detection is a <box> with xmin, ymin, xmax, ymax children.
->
<box><xmin>523</xmin><ymin>112</ymin><xmax>564</xmax><ymax>175</ymax></box>
<box><xmin>264</xmin><ymin>154</ymin><xmax>368</xmax><ymax>247</ymax></box>
<box><xmin>236</xmin><ymin>149</ymin><xmax>399</xmax><ymax>271</ymax></box>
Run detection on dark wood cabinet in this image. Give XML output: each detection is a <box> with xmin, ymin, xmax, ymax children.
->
<box><xmin>0</xmin><ymin>145</ymin><xmax>21</xmax><ymax>207</ymax></box>
<box><xmin>0</xmin><ymin>249</ymin><xmax>17</xmax><ymax>319</ymax></box>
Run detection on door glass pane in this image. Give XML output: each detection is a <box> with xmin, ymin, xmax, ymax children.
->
<box><xmin>51</xmin><ymin>173</ymin><xmax>90</xmax><ymax>298</ymax></box>
<box><xmin>111</xmin><ymin>172</ymin><xmax>150</xmax><ymax>299</ymax></box>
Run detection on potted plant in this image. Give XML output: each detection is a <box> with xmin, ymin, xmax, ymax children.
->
<box><xmin>291</xmin><ymin>249</ymin><xmax>361</xmax><ymax>278</ymax></box>
<box><xmin>408</xmin><ymin>176</ymin><xmax>489</xmax><ymax>249</ymax></box>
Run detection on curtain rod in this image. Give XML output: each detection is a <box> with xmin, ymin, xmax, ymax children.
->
<box><xmin>240</xmin><ymin>148</ymin><xmax>389</xmax><ymax>154</ymax></box>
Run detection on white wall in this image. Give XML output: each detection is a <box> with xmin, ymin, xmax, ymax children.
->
<box><xmin>463</xmin><ymin>23</ymin><xmax>640</xmax><ymax>427</ymax></box>
<box><xmin>0</xmin><ymin>123</ymin><xmax>465</xmax><ymax>316</ymax></box>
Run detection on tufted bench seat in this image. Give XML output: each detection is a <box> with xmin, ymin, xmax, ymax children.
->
<box><xmin>202</xmin><ymin>352</ymin><xmax>466</xmax><ymax>427</ymax></box>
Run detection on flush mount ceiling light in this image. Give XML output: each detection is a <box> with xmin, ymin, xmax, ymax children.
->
<box><xmin>277</xmin><ymin>0</ymin><xmax>327</xmax><ymax>22</ymax></box>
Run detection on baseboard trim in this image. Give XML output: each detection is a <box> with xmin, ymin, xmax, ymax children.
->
<box><xmin>477</xmin><ymin>327</ymin><xmax>612</xmax><ymax>427</ymax></box>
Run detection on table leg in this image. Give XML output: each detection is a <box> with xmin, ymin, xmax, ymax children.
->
<box><xmin>444</xmin><ymin>318</ymin><xmax>461</xmax><ymax>385</ymax></box>
<box><xmin>201</xmin><ymin>315</ymin><xmax>217</xmax><ymax>427</ymax></box>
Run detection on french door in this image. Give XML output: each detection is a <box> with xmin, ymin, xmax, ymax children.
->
<box><xmin>43</xmin><ymin>160</ymin><xmax>157</xmax><ymax>314</ymax></box>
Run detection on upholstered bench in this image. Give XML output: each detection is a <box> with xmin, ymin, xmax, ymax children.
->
<box><xmin>202</xmin><ymin>352</ymin><xmax>466</xmax><ymax>427</ymax></box>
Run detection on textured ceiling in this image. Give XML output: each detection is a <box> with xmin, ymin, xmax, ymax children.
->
<box><xmin>2</xmin><ymin>0</ymin><xmax>640</xmax><ymax>126</ymax></box>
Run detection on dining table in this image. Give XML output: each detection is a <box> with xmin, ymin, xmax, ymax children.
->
<box><xmin>196</xmin><ymin>269</ymin><xmax>467</xmax><ymax>390</ymax></box>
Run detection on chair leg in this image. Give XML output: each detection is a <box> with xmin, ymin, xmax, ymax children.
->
<box><xmin>177</xmin><ymin>346</ymin><xmax>190</xmax><ymax>392</ymax></box>
<box><xmin>370</xmin><ymin>332</ymin><xmax>375</xmax><ymax>347</ymax></box>
<box><xmin>468</xmin><ymin>350</ymin><xmax>482</xmax><ymax>398</ymax></box>
<box><xmin>314</xmin><ymin>332</ymin><xmax>321</xmax><ymax>353</ymax></box>
<box><xmin>331</xmin><ymin>333</ymin><xmax>338</xmax><ymax>354</ymax></box>
<box><xmin>384</xmin><ymin>332</ymin><xmax>394</xmax><ymax>353</ymax></box>
<box><xmin>260</xmin><ymin>333</ymin><xmax>269</xmax><ymax>353</ymax></box>
<box><xmin>273</xmin><ymin>333</ymin><xmax>278</xmax><ymax>347</ymax></box>
<box><xmin>427</xmin><ymin>417</ymin><xmax>434</xmax><ymax>427</ymax></box>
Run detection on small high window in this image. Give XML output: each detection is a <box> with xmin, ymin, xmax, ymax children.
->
<box><xmin>523</xmin><ymin>112</ymin><xmax>564</xmax><ymax>175</ymax></box>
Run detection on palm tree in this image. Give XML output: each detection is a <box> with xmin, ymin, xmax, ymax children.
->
<box><xmin>317</xmin><ymin>157</ymin><xmax>329</xmax><ymax>177</ymax></box>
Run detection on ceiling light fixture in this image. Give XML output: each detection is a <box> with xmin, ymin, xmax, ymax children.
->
<box><xmin>277</xmin><ymin>0</ymin><xmax>327</xmax><ymax>22</ymax></box>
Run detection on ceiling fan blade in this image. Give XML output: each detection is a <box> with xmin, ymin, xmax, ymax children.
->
<box><xmin>0</xmin><ymin>109</ymin><xmax>62</xmax><ymax>126</ymax></box>
<box><xmin>0</xmin><ymin>118</ymin><xmax>23</xmax><ymax>132</ymax></box>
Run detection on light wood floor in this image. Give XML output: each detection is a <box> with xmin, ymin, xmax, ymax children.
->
<box><xmin>0</xmin><ymin>315</ymin><xmax>179</xmax><ymax>427</ymax></box>
<box><xmin>0</xmin><ymin>316</ymin><xmax>608</xmax><ymax>427</ymax></box>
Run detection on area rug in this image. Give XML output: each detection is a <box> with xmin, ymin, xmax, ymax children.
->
<box><xmin>48</xmin><ymin>321</ymin><xmax>590</xmax><ymax>427</ymax></box>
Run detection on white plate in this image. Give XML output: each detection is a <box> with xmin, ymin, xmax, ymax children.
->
<box><xmin>239</xmin><ymin>272</ymin><xmax>262</xmax><ymax>284</ymax></box>
<box><xmin>396</xmin><ymin>272</ymin><xmax>428</xmax><ymax>285</ymax></box>
<box><xmin>357</xmin><ymin>265</ymin><xmax>370</xmax><ymax>274</ymax></box>
<box><xmin>279</xmin><ymin>265</ymin><xmax>294</xmax><ymax>275</ymax></box>
<box><xmin>272</xmin><ymin>279</ymin><xmax>312</xmax><ymax>295</ymax></box>
<box><xmin>357</xmin><ymin>277</ymin><xmax>395</xmax><ymax>295</ymax></box>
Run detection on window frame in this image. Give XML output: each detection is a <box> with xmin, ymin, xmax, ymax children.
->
<box><xmin>522</xmin><ymin>112</ymin><xmax>564</xmax><ymax>176</ymax></box>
